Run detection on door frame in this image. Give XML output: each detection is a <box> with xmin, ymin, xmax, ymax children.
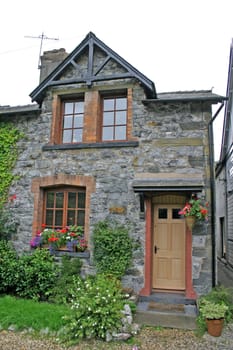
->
<box><xmin>139</xmin><ymin>194</ymin><xmax>197</xmax><ymax>299</ymax></box>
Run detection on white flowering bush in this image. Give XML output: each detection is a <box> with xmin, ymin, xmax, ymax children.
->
<box><xmin>62</xmin><ymin>274</ymin><xmax>126</xmax><ymax>344</ymax></box>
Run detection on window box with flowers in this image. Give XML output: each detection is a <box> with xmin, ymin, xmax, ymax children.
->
<box><xmin>179</xmin><ymin>195</ymin><xmax>208</xmax><ymax>230</ymax></box>
<box><xmin>30</xmin><ymin>225</ymin><xmax>88</xmax><ymax>255</ymax></box>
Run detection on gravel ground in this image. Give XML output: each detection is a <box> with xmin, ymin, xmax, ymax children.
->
<box><xmin>1</xmin><ymin>324</ymin><xmax>233</xmax><ymax>350</ymax></box>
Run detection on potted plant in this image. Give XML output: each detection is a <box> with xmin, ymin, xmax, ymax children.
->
<box><xmin>30</xmin><ymin>225</ymin><xmax>88</xmax><ymax>253</ymax></box>
<box><xmin>198</xmin><ymin>298</ymin><xmax>229</xmax><ymax>336</ymax></box>
<box><xmin>179</xmin><ymin>194</ymin><xmax>208</xmax><ymax>230</ymax></box>
<box><xmin>65</xmin><ymin>225</ymin><xmax>84</xmax><ymax>251</ymax></box>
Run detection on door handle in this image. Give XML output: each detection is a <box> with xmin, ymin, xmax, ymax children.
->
<box><xmin>154</xmin><ymin>245</ymin><xmax>160</xmax><ymax>254</ymax></box>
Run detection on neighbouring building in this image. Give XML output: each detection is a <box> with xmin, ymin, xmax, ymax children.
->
<box><xmin>0</xmin><ymin>32</ymin><xmax>226</xmax><ymax>298</ymax></box>
<box><xmin>216</xmin><ymin>39</ymin><xmax>233</xmax><ymax>286</ymax></box>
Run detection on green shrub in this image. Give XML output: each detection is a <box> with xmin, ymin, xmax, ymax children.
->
<box><xmin>62</xmin><ymin>274</ymin><xmax>126</xmax><ymax>344</ymax></box>
<box><xmin>0</xmin><ymin>240</ymin><xmax>18</xmax><ymax>294</ymax></box>
<box><xmin>196</xmin><ymin>286</ymin><xmax>233</xmax><ymax>335</ymax></box>
<box><xmin>15</xmin><ymin>249</ymin><xmax>58</xmax><ymax>301</ymax></box>
<box><xmin>198</xmin><ymin>286</ymin><xmax>233</xmax><ymax>322</ymax></box>
<box><xmin>93</xmin><ymin>220</ymin><xmax>133</xmax><ymax>278</ymax></box>
<box><xmin>49</xmin><ymin>255</ymin><xmax>82</xmax><ymax>304</ymax></box>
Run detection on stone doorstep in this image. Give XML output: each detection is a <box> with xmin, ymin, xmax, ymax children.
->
<box><xmin>134</xmin><ymin>292</ymin><xmax>197</xmax><ymax>330</ymax></box>
<box><xmin>138</xmin><ymin>292</ymin><xmax>196</xmax><ymax>305</ymax></box>
<box><xmin>134</xmin><ymin>308</ymin><xmax>197</xmax><ymax>330</ymax></box>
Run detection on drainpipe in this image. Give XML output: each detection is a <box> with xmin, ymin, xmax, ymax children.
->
<box><xmin>208</xmin><ymin>101</ymin><xmax>225</xmax><ymax>287</ymax></box>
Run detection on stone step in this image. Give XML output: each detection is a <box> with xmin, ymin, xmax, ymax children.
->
<box><xmin>135</xmin><ymin>299</ymin><xmax>197</xmax><ymax>330</ymax></box>
<box><xmin>139</xmin><ymin>292</ymin><xmax>196</xmax><ymax>305</ymax></box>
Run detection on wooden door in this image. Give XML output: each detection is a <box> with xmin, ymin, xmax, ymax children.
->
<box><xmin>152</xmin><ymin>204</ymin><xmax>185</xmax><ymax>290</ymax></box>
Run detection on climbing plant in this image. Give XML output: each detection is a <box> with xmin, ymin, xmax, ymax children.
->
<box><xmin>0</xmin><ymin>122</ymin><xmax>23</xmax><ymax>238</ymax></box>
<box><xmin>0</xmin><ymin>122</ymin><xmax>23</xmax><ymax>207</ymax></box>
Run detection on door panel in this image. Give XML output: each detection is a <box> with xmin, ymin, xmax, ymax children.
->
<box><xmin>153</xmin><ymin>204</ymin><xmax>185</xmax><ymax>290</ymax></box>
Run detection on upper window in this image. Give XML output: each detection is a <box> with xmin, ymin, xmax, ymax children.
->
<box><xmin>102</xmin><ymin>96</ymin><xmax>127</xmax><ymax>141</ymax></box>
<box><xmin>43</xmin><ymin>187</ymin><xmax>86</xmax><ymax>230</ymax></box>
<box><xmin>50</xmin><ymin>89</ymin><xmax>134</xmax><ymax>147</ymax></box>
<box><xmin>62</xmin><ymin>100</ymin><xmax>84</xmax><ymax>143</ymax></box>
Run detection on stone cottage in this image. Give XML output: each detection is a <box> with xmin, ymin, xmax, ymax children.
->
<box><xmin>0</xmin><ymin>32</ymin><xmax>225</xmax><ymax>299</ymax></box>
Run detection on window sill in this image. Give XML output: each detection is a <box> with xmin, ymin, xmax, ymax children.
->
<box><xmin>42</xmin><ymin>141</ymin><xmax>139</xmax><ymax>151</ymax></box>
<box><xmin>51</xmin><ymin>250</ymin><xmax>90</xmax><ymax>258</ymax></box>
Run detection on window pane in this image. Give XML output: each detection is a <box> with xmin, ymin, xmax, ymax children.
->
<box><xmin>78</xmin><ymin>192</ymin><xmax>86</xmax><ymax>208</ymax></box>
<box><xmin>77</xmin><ymin>210</ymin><xmax>85</xmax><ymax>226</ymax></box>
<box><xmin>75</xmin><ymin>101</ymin><xmax>84</xmax><ymax>113</ymax></box>
<box><xmin>44</xmin><ymin>188</ymin><xmax>86</xmax><ymax>231</ymax></box>
<box><xmin>67</xmin><ymin>210</ymin><xmax>75</xmax><ymax>225</ymax></box>
<box><xmin>63</xmin><ymin>130</ymin><xmax>72</xmax><ymax>143</ymax></box>
<box><xmin>64</xmin><ymin>102</ymin><xmax>73</xmax><ymax>114</ymax></box>
<box><xmin>55</xmin><ymin>210</ymin><xmax>63</xmax><ymax>226</ymax></box>
<box><xmin>103</xmin><ymin>112</ymin><xmax>114</xmax><ymax>126</ymax></box>
<box><xmin>45</xmin><ymin>210</ymin><xmax>53</xmax><ymax>225</ymax></box>
<box><xmin>116</xmin><ymin>97</ymin><xmax>127</xmax><ymax>110</ymax></box>
<box><xmin>116</xmin><ymin>111</ymin><xmax>126</xmax><ymax>125</ymax></box>
<box><xmin>103</xmin><ymin>127</ymin><xmax>114</xmax><ymax>141</ymax></box>
<box><xmin>63</xmin><ymin>115</ymin><xmax>73</xmax><ymax>128</ymax></box>
<box><xmin>172</xmin><ymin>208</ymin><xmax>182</xmax><ymax>219</ymax></box>
<box><xmin>56</xmin><ymin>192</ymin><xmax>64</xmax><ymax>208</ymax></box>
<box><xmin>73</xmin><ymin>129</ymin><xmax>83</xmax><ymax>143</ymax></box>
<box><xmin>115</xmin><ymin>126</ymin><xmax>126</xmax><ymax>140</ymax></box>
<box><xmin>74</xmin><ymin>115</ymin><xmax>83</xmax><ymax>128</ymax></box>
<box><xmin>46</xmin><ymin>192</ymin><xmax>54</xmax><ymax>208</ymax></box>
<box><xmin>158</xmin><ymin>208</ymin><xmax>167</xmax><ymax>219</ymax></box>
<box><xmin>104</xmin><ymin>99</ymin><xmax>114</xmax><ymax>111</ymax></box>
<box><xmin>68</xmin><ymin>192</ymin><xmax>77</xmax><ymax>208</ymax></box>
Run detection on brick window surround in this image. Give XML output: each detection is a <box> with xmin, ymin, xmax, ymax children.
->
<box><xmin>31</xmin><ymin>174</ymin><xmax>96</xmax><ymax>241</ymax></box>
<box><xmin>50</xmin><ymin>88</ymin><xmax>136</xmax><ymax>146</ymax></box>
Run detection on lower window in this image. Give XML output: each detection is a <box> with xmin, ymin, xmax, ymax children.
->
<box><xmin>43</xmin><ymin>187</ymin><xmax>86</xmax><ymax>230</ymax></box>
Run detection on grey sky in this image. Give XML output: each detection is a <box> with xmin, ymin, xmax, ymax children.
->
<box><xmin>1</xmin><ymin>0</ymin><xmax>233</xmax><ymax>159</ymax></box>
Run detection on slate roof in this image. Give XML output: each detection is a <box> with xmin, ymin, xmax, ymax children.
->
<box><xmin>0</xmin><ymin>104</ymin><xmax>40</xmax><ymax>116</ymax></box>
<box><xmin>143</xmin><ymin>90</ymin><xmax>226</xmax><ymax>103</ymax></box>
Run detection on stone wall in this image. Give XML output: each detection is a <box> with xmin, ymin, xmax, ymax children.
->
<box><xmin>3</xmin><ymin>87</ymin><xmax>213</xmax><ymax>296</ymax></box>
<box><xmin>1</xmin><ymin>44</ymin><xmax>213</xmax><ymax>295</ymax></box>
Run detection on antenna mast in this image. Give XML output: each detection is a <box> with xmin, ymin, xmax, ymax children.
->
<box><xmin>24</xmin><ymin>32</ymin><xmax>59</xmax><ymax>69</ymax></box>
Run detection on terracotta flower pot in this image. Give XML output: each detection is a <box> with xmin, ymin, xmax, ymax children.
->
<box><xmin>206</xmin><ymin>318</ymin><xmax>224</xmax><ymax>337</ymax></box>
<box><xmin>185</xmin><ymin>216</ymin><xmax>196</xmax><ymax>230</ymax></box>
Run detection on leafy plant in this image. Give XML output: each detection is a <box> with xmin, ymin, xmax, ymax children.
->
<box><xmin>62</xmin><ymin>274</ymin><xmax>126</xmax><ymax>344</ymax></box>
<box><xmin>30</xmin><ymin>225</ymin><xmax>87</xmax><ymax>252</ymax></box>
<box><xmin>49</xmin><ymin>255</ymin><xmax>82</xmax><ymax>304</ymax></box>
<box><xmin>196</xmin><ymin>286</ymin><xmax>233</xmax><ymax>335</ymax></box>
<box><xmin>0</xmin><ymin>240</ymin><xmax>18</xmax><ymax>294</ymax></box>
<box><xmin>93</xmin><ymin>220</ymin><xmax>133</xmax><ymax>278</ymax></box>
<box><xmin>179</xmin><ymin>194</ymin><xmax>208</xmax><ymax>221</ymax></box>
<box><xmin>198</xmin><ymin>299</ymin><xmax>229</xmax><ymax>319</ymax></box>
<box><xmin>15</xmin><ymin>249</ymin><xmax>58</xmax><ymax>301</ymax></box>
<box><xmin>0</xmin><ymin>123</ymin><xmax>23</xmax><ymax>207</ymax></box>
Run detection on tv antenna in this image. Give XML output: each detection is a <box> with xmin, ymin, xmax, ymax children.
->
<box><xmin>24</xmin><ymin>32</ymin><xmax>59</xmax><ymax>69</ymax></box>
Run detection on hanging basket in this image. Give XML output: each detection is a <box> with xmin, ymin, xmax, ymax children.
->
<box><xmin>206</xmin><ymin>318</ymin><xmax>224</xmax><ymax>337</ymax></box>
<box><xmin>185</xmin><ymin>216</ymin><xmax>196</xmax><ymax>230</ymax></box>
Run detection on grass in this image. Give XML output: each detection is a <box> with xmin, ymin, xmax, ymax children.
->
<box><xmin>0</xmin><ymin>295</ymin><xmax>72</xmax><ymax>332</ymax></box>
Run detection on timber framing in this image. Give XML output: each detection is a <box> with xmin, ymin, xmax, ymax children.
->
<box><xmin>30</xmin><ymin>32</ymin><xmax>157</xmax><ymax>104</ymax></box>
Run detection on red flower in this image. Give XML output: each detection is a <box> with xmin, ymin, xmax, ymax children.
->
<box><xmin>9</xmin><ymin>194</ymin><xmax>17</xmax><ymax>201</ymax></box>
<box><xmin>201</xmin><ymin>209</ymin><xmax>208</xmax><ymax>216</ymax></box>
<box><xmin>69</xmin><ymin>232</ymin><xmax>77</xmax><ymax>237</ymax></box>
<box><xmin>48</xmin><ymin>235</ymin><xmax>59</xmax><ymax>242</ymax></box>
<box><xmin>60</xmin><ymin>228</ymin><xmax>67</xmax><ymax>233</ymax></box>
